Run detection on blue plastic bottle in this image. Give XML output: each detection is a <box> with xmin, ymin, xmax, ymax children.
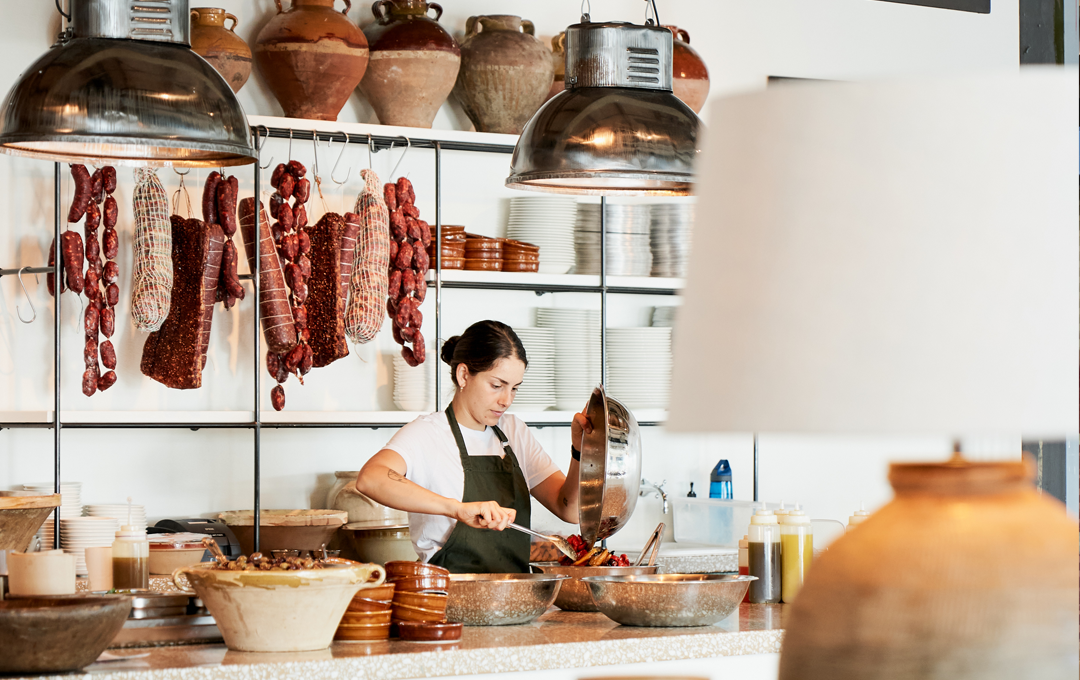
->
<box><xmin>710</xmin><ymin>459</ymin><xmax>733</xmax><ymax>499</ymax></box>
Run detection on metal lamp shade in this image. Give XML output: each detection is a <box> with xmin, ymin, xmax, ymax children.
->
<box><xmin>0</xmin><ymin>37</ymin><xmax>254</xmax><ymax>167</ymax></box>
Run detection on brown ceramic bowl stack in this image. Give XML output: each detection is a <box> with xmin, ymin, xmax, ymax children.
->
<box><xmin>464</xmin><ymin>235</ymin><xmax>503</xmax><ymax>271</ymax></box>
<box><xmin>384</xmin><ymin>561</ymin><xmax>450</xmax><ymax>632</ymax></box>
<box><xmin>336</xmin><ymin>583</ymin><xmax>396</xmax><ymax>641</ymax></box>
<box><xmin>425</xmin><ymin>225</ymin><xmax>466</xmax><ymax>269</ymax></box>
<box><xmin>502</xmin><ymin>239</ymin><xmax>540</xmax><ymax>273</ymax></box>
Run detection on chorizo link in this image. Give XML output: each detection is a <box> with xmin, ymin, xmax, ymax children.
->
<box><xmin>202</xmin><ymin>171</ymin><xmax>221</xmax><ymax>224</ymax></box>
<box><xmin>68</xmin><ymin>165</ymin><xmax>92</xmax><ymax>223</ymax></box>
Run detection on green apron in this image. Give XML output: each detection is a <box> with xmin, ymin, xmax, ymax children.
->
<box><xmin>428</xmin><ymin>404</ymin><xmax>532</xmax><ymax>573</ymax></box>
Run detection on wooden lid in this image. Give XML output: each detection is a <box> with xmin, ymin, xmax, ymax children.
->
<box><xmin>889</xmin><ymin>455</ymin><xmax>1033</xmax><ymax>496</ymax></box>
<box><xmin>218</xmin><ymin>509</ymin><xmax>348</xmax><ymax>526</ymax></box>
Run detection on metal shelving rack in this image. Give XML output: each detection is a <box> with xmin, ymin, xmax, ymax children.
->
<box><xmin>0</xmin><ymin>120</ymin><xmax>681</xmax><ymax>551</ymax></box>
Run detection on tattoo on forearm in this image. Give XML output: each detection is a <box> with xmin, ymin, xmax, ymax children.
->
<box><xmin>387</xmin><ymin>470</ymin><xmax>407</xmax><ymax>484</ymax></box>
<box><xmin>562</xmin><ymin>497</ymin><xmax>569</xmax><ymax>507</ymax></box>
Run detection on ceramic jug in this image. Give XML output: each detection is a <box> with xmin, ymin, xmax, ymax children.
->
<box><xmin>453</xmin><ymin>15</ymin><xmax>553</xmax><ymax>134</ymax></box>
<box><xmin>359</xmin><ymin>0</ymin><xmax>460</xmax><ymax>129</ymax></box>
<box><xmin>664</xmin><ymin>26</ymin><xmax>709</xmax><ymax>114</ymax></box>
<box><xmin>190</xmin><ymin>8</ymin><xmax>252</xmax><ymax>93</ymax></box>
<box><xmin>254</xmin><ymin>0</ymin><xmax>369</xmax><ymax>121</ymax></box>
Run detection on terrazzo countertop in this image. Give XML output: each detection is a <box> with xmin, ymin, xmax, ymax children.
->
<box><xmin>18</xmin><ymin>605</ymin><xmax>787</xmax><ymax>680</ymax></box>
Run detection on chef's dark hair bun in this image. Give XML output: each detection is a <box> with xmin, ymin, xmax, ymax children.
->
<box><xmin>442</xmin><ymin>320</ymin><xmax>528</xmax><ymax>389</ymax></box>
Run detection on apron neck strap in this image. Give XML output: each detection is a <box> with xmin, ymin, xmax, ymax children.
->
<box><xmin>446</xmin><ymin>403</ymin><xmax>512</xmax><ymax>458</ymax></box>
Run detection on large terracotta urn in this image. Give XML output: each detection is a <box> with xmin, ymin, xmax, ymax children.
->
<box><xmin>359</xmin><ymin>0</ymin><xmax>460</xmax><ymax>129</ymax></box>
<box><xmin>453</xmin><ymin>15</ymin><xmax>553</xmax><ymax>134</ymax></box>
<box><xmin>663</xmin><ymin>26</ymin><xmax>709</xmax><ymax>114</ymax></box>
<box><xmin>544</xmin><ymin>32</ymin><xmax>566</xmax><ymax>103</ymax></box>
<box><xmin>254</xmin><ymin>0</ymin><xmax>369</xmax><ymax>121</ymax></box>
<box><xmin>778</xmin><ymin>457</ymin><xmax>1079</xmax><ymax>680</ymax></box>
<box><xmin>190</xmin><ymin>8</ymin><xmax>253</xmax><ymax>93</ymax></box>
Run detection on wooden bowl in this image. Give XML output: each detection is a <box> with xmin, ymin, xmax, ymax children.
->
<box><xmin>463</xmin><ymin>249</ymin><xmax>502</xmax><ymax>260</ymax></box>
<box><xmin>464</xmin><ymin>259</ymin><xmax>503</xmax><ymax>272</ymax></box>
<box><xmin>393</xmin><ymin>589</ymin><xmax>448</xmax><ymax>610</ymax></box>
<box><xmin>504</xmin><ymin>239</ymin><xmax>539</xmax><ymax>250</ymax></box>
<box><xmin>218</xmin><ymin>509</ymin><xmax>348</xmax><ymax>555</ymax></box>
<box><xmin>392</xmin><ymin>601</ymin><xmax>447</xmax><ymax>623</ymax></box>
<box><xmin>340</xmin><ymin>609</ymin><xmax>392</xmax><ymax>625</ymax></box>
<box><xmin>438</xmin><ymin>259</ymin><xmax>465</xmax><ymax>270</ymax></box>
<box><xmin>385</xmin><ymin>561</ymin><xmax>449</xmax><ymax>580</ymax></box>
<box><xmin>354</xmin><ymin>583</ymin><xmax>395</xmax><ymax>602</ymax></box>
<box><xmin>0</xmin><ymin>597</ymin><xmax>131</xmax><ymax>674</ymax></box>
<box><xmin>502</xmin><ymin>262</ymin><xmax>540</xmax><ymax>273</ymax></box>
<box><xmin>397</xmin><ymin>621</ymin><xmax>463</xmax><ymax>643</ymax></box>
<box><xmin>390</xmin><ymin>574</ymin><xmax>451</xmax><ymax>592</ymax></box>
<box><xmin>334</xmin><ymin>622</ymin><xmax>391</xmax><ymax>641</ymax></box>
<box><xmin>463</xmin><ymin>236</ymin><xmax>502</xmax><ymax>249</ymax></box>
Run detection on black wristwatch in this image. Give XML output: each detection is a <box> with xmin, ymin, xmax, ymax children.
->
<box><xmin>571</xmin><ymin>445</ymin><xmax>581</xmax><ymax>461</ymax></box>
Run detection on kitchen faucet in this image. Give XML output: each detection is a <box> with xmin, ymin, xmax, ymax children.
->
<box><xmin>639</xmin><ymin>478</ymin><xmax>669</xmax><ymax>515</ymax></box>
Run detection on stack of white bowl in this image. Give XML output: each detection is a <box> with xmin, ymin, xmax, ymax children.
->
<box><xmin>651</xmin><ymin>305</ymin><xmax>678</xmax><ymax>328</ymax></box>
<box><xmin>509</xmin><ymin>328</ymin><xmax>556</xmax><ymax>412</ymax></box>
<box><xmin>393</xmin><ymin>354</ymin><xmax>433</xmax><ymax>411</ymax></box>
<box><xmin>60</xmin><ymin>517</ymin><xmax>119</xmax><ymax>575</ymax></box>
<box><xmin>506</xmin><ymin>197</ymin><xmax>577</xmax><ymax>275</ymax></box>
<box><xmin>574</xmin><ymin>204</ymin><xmax>652</xmax><ymax>276</ymax></box>
<box><xmin>85</xmin><ymin>503</ymin><xmax>147</xmax><ymax>531</ymax></box>
<box><xmin>536</xmin><ymin>309</ymin><xmax>601</xmax><ymax>411</ymax></box>
<box><xmin>606</xmin><ymin>327</ymin><xmax>672</xmax><ymax>409</ymax></box>
<box><xmin>649</xmin><ymin>203</ymin><xmax>694</xmax><ymax>278</ymax></box>
<box><xmin>23</xmin><ymin>481</ymin><xmax>82</xmax><ymax>550</ymax></box>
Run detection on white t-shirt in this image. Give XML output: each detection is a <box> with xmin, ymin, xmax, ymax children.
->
<box><xmin>382</xmin><ymin>411</ymin><xmax>561</xmax><ymax>562</ymax></box>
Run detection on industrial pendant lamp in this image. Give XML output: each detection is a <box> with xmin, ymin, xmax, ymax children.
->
<box><xmin>0</xmin><ymin>0</ymin><xmax>254</xmax><ymax>167</ymax></box>
<box><xmin>505</xmin><ymin>2</ymin><xmax>700</xmax><ymax>196</ymax></box>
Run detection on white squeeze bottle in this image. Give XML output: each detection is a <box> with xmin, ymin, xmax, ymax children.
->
<box><xmin>848</xmin><ymin>502</ymin><xmax>871</xmax><ymax>530</ymax></box>
<box><xmin>111</xmin><ymin>498</ymin><xmax>149</xmax><ymax>590</ymax></box>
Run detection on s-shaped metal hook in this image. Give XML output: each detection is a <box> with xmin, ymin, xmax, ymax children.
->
<box><xmin>16</xmin><ymin>267</ymin><xmax>36</xmax><ymax>323</ymax></box>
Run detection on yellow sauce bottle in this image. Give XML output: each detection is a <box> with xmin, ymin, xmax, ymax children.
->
<box><xmin>780</xmin><ymin>506</ymin><xmax>812</xmax><ymax>603</ymax></box>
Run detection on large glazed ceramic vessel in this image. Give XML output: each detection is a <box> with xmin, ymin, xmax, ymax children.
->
<box><xmin>453</xmin><ymin>15</ymin><xmax>553</xmax><ymax>134</ymax></box>
<box><xmin>254</xmin><ymin>0</ymin><xmax>369</xmax><ymax>121</ymax></box>
<box><xmin>190</xmin><ymin>8</ymin><xmax>252</xmax><ymax>93</ymax></box>
<box><xmin>664</xmin><ymin>26</ymin><xmax>708</xmax><ymax>113</ymax></box>
<box><xmin>545</xmin><ymin>31</ymin><xmax>566</xmax><ymax>102</ymax></box>
<box><xmin>359</xmin><ymin>0</ymin><xmax>460</xmax><ymax>128</ymax></box>
<box><xmin>778</xmin><ymin>457</ymin><xmax>1079</xmax><ymax>680</ymax></box>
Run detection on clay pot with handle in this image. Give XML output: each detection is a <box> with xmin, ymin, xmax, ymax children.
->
<box><xmin>190</xmin><ymin>8</ymin><xmax>253</xmax><ymax>93</ymax></box>
<box><xmin>453</xmin><ymin>15</ymin><xmax>553</xmax><ymax>134</ymax></box>
<box><xmin>664</xmin><ymin>26</ymin><xmax>709</xmax><ymax>114</ymax></box>
<box><xmin>254</xmin><ymin>0</ymin><xmax>369</xmax><ymax>121</ymax></box>
<box><xmin>359</xmin><ymin>0</ymin><xmax>460</xmax><ymax>129</ymax></box>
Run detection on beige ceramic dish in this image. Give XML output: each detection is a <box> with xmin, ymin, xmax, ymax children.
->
<box><xmin>174</xmin><ymin>560</ymin><xmax>385</xmax><ymax>652</ymax></box>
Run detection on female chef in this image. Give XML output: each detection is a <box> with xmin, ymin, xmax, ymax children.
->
<box><xmin>356</xmin><ymin>320</ymin><xmax>589</xmax><ymax>573</ymax></box>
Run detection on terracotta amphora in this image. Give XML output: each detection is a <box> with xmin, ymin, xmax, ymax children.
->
<box><xmin>255</xmin><ymin>0</ymin><xmax>369</xmax><ymax>121</ymax></box>
<box><xmin>778</xmin><ymin>457</ymin><xmax>1080</xmax><ymax>680</ymax></box>
<box><xmin>190</xmin><ymin>8</ymin><xmax>253</xmax><ymax>93</ymax></box>
<box><xmin>359</xmin><ymin>0</ymin><xmax>460</xmax><ymax>129</ymax></box>
<box><xmin>544</xmin><ymin>32</ymin><xmax>566</xmax><ymax>103</ymax></box>
<box><xmin>453</xmin><ymin>15</ymin><xmax>553</xmax><ymax>134</ymax></box>
<box><xmin>664</xmin><ymin>26</ymin><xmax>709</xmax><ymax>114</ymax></box>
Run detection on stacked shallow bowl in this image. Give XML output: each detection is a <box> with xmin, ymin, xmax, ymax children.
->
<box><xmin>649</xmin><ymin>203</ymin><xmax>694</xmax><ymax>278</ymax></box>
<box><xmin>60</xmin><ymin>517</ymin><xmax>119</xmax><ymax>576</ymax></box>
<box><xmin>384</xmin><ymin>561</ymin><xmax>460</xmax><ymax>640</ymax></box>
<box><xmin>509</xmin><ymin>327</ymin><xmax>556</xmax><ymax>412</ymax></box>
<box><xmin>426</xmin><ymin>225</ymin><xmax>466</xmax><ymax>269</ymax></box>
<box><xmin>536</xmin><ymin>309</ymin><xmax>601</xmax><ymax>410</ymax></box>
<box><xmin>502</xmin><ymin>239</ymin><xmax>540</xmax><ymax>273</ymax></box>
<box><xmin>464</xmin><ymin>236</ymin><xmax>503</xmax><ymax>272</ymax></box>
<box><xmin>506</xmin><ymin>197</ymin><xmax>577</xmax><ymax>274</ymax></box>
<box><xmin>394</xmin><ymin>354</ymin><xmax>433</xmax><ymax>411</ymax></box>
<box><xmin>606</xmin><ymin>327</ymin><xmax>672</xmax><ymax>409</ymax></box>
<box><xmin>23</xmin><ymin>482</ymin><xmax>81</xmax><ymax>550</ymax></box>
<box><xmin>574</xmin><ymin>204</ymin><xmax>652</xmax><ymax>276</ymax></box>
<box><xmin>336</xmin><ymin>582</ymin><xmax>396</xmax><ymax>641</ymax></box>
<box><xmin>84</xmin><ymin>503</ymin><xmax>147</xmax><ymax>532</ymax></box>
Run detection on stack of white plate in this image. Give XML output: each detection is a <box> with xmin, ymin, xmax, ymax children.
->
<box><xmin>650</xmin><ymin>203</ymin><xmax>694</xmax><ymax>278</ymax></box>
<box><xmin>23</xmin><ymin>481</ymin><xmax>82</xmax><ymax>550</ymax></box>
<box><xmin>85</xmin><ymin>503</ymin><xmax>147</xmax><ymax>531</ymax></box>
<box><xmin>536</xmin><ymin>308</ymin><xmax>601</xmax><ymax>410</ymax></box>
<box><xmin>574</xmin><ymin>204</ymin><xmax>652</xmax><ymax>276</ymax></box>
<box><xmin>606</xmin><ymin>327</ymin><xmax>672</xmax><ymax>409</ymax></box>
<box><xmin>506</xmin><ymin>197</ymin><xmax>577</xmax><ymax>274</ymax></box>
<box><xmin>509</xmin><ymin>327</ymin><xmax>556</xmax><ymax>412</ymax></box>
<box><xmin>393</xmin><ymin>354</ymin><xmax>433</xmax><ymax>412</ymax></box>
<box><xmin>651</xmin><ymin>305</ymin><xmax>678</xmax><ymax>328</ymax></box>
<box><xmin>60</xmin><ymin>517</ymin><xmax>119</xmax><ymax>576</ymax></box>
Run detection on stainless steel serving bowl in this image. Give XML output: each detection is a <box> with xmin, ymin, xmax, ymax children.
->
<box><xmin>580</xmin><ymin>574</ymin><xmax>756</xmax><ymax>627</ymax></box>
<box><xmin>445</xmin><ymin>573</ymin><xmax>570</xmax><ymax>626</ymax></box>
<box><xmin>579</xmin><ymin>385</ymin><xmax>642</xmax><ymax>546</ymax></box>
<box><xmin>530</xmin><ymin>562</ymin><xmax>660</xmax><ymax>612</ymax></box>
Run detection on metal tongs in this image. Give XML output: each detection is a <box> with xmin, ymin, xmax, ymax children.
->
<box><xmin>505</xmin><ymin>522</ymin><xmax>578</xmax><ymax>561</ymax></box>
<box><xmin>633</xmin><ymin>522</ymin><xmax>664</xmax><ymax>567</ymax></box>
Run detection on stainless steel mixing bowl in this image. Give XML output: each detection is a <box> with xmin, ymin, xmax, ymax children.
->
<box><xmin>530</xmin><ymin>562</ymin><xmax>660</xmax><ymax>612</ymax></box>
<box><xmin>580</xmin><ymin>574</ymin><xmax>756</xmax><ymax>627</ymax></box>
<box><xmin>445</xmin><ymin>573</ymin><xmax>569</xmax><ymax>626</ymax></box>
<box><xmin>578</xmin><ymin>385</ymin><xmax>642</xmax><ymax>546</ymax></box>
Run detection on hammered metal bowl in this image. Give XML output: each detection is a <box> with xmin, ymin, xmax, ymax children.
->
<box><xmin>445</xmin><ymin>573</ymin><xmax>569</xmax><ymax>626</ymax></box>
<box><xmin>580</xmin><ymin>574</ymin><xmax>755</xmax><ymax>627</ymax></box>
<box><xmin>530</xmin><ymin>562</ymin><xmax>660</xmax><ymax>612</ymax></box>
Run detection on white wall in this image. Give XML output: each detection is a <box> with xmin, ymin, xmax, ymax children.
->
<box><xmin>0</xmin><ymin>2</ymin><xmax>1019</xmax><ymax>538</ymax></box>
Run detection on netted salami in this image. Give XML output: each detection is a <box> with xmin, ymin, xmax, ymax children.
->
<box><xmin>345</xmin><ymin>169</ymin><xmax>390</xmax><ymax>344</ymax></box>
<box><xmin>130</xmin><ymin>168</ymin><xmax>173</xmax><ymax>331</ymax></box>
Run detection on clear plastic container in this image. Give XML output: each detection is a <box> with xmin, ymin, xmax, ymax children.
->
<box><xmin>780</xmin><ymin>507</ymin><xmax>813</xmax><ymax>603</ymax></box>
<box><xmin>673</xmin><ymin>498</ymin><xmax>779</xmax><ymax>547</ymax></box>
<box><xmin>112</xmin><ymin>525</ymin><xmax>149</xmax><ymax>590</ymax></box>
<box><xmin>747</xmin><ymin>509</ymin><xmax>781</xmax><ymax>604</ymax></box>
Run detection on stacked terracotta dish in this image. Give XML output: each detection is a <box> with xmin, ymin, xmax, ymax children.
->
<box><xmin>335</xmin><ymin>582</ymin><xmax>396</xmax><ymax>641</ymax></box>
<box><xmin>502</xmin><ymin>240</ymin><xmax>540</xmax><ymax>273</ymax></box>
<box><xmin>384</xmin><ymin>560</ymin><xmax>463</xmax><ymax>642</ymax></box>
<box><xmin>464</xmin><ymin>236</ymin><xmax>503</xmax><ymax>271</ymax></box>
<box><xmin>426</xmin><ymin>225</ymin><xmax>466</xmax><ymax>269</ymax></box>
